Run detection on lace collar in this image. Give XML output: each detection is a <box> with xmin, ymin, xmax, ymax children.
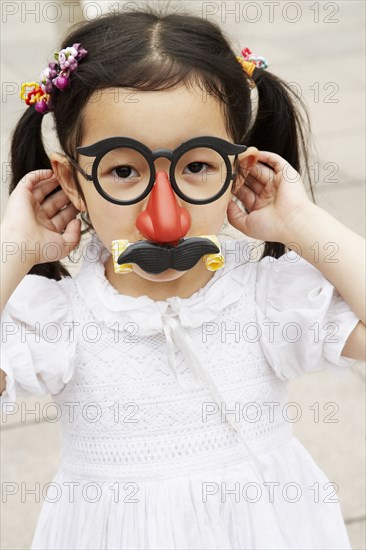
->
<box><xmin>74</xmin><ymin>231</ymin><xmax>253</xmax><ymax>335</ymax></box>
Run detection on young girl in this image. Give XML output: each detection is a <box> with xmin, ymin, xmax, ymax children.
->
<box><xmin>1</xmin><ymin>6</ymin><xmax>365</xmax><ymax>550</ymax></box>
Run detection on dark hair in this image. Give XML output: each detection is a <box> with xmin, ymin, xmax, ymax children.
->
<box><xmin>9</xmin><ymin>3</ymin><xmax>316</xmax><ymax>280</ymax></box>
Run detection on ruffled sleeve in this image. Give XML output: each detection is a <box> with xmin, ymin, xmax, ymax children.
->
<box><xmin>0</xmin><ymin>275</ymin><xmax>78</xmax><ymax>405</ymax></box>
<box><xmin>255</xmin><ymin>253</ymin><xmax>360</xmax><ymax>381</ymax></box>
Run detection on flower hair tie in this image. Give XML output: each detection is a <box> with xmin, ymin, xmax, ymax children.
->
<box><xmin>236</xmin><ymin>47</ymin><xmax>268</xmax><ymax>85</ymax></box>
<box><xmin>20</xmin><ymin>43</ymin><xmax>88</xmax><ymax>114</ymax></box>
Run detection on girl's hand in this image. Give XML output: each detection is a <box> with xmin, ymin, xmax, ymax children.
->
<box><xmin>227</xmin><ymin>151</ymin><xmax>313</xmax><ymax>243</ymax></box>
<box><xmin>1</xmin><ymin>169</ymin><xmax>81</xmax><ymax>265</ymax></box>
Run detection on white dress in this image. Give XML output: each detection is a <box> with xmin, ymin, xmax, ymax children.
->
<box><xmin>0</xmin><ymin>231</ymin><xmax>360</xmax><ymax>550</ymax></box>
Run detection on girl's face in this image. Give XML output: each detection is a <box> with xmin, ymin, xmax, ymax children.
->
<box><xmin>51</xmin><ymin>84</ymin><xmax>258</xmax><ymax>296</ymax></box>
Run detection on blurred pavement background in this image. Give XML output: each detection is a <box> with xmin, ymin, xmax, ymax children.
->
<box><xmin>1</xmin><ymin>1</ymin><xmax>365</xmax><ymax>548</ymax></box>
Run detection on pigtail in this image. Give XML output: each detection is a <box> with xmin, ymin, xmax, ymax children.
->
<box><xmin>247</xmin><ymin>67</ymin><xmax>315</xmax><ymax>260</ymax></box>
<box><xmin>9</xmin><ymin>105</ymin><xmax>71</xmax><ymax>280</ymax></box>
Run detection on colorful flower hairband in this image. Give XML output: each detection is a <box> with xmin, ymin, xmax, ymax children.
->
<box><xmin>20</xmin><ymin>43</ymin><xmax>88</xmax><ymax>114</ymax></box>
<box><xmin>236</xmin><ymin>47</ymin><xmax>268</xmax><ymax>78</ymax></box>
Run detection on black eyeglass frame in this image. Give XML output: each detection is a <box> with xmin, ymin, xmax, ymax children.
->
<box><xmin>65</xmin><ymin>135</ymin><xmax>247</xmax><ymax>205</ymax></box>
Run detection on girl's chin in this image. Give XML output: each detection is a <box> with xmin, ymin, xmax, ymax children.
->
<box><xmin>132</xmin><ymin>264</ymin><xmax>188</xmax><ymax>282</ymax></box>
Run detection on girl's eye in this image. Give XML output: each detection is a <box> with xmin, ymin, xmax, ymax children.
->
<box><xmin>111</xmin><ymin>165</ymin><xmax>139</xmax><ymax>180</ymax></box>
<box><xmin>184</xmin><ymin>162</ymin><xmax>215</xmax><ymax>175</ymax></box>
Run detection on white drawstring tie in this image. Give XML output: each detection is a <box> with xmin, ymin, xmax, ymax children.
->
<box><xmin>162</xmin><ymin>314</ymin><xmax>267</xmax><ymax>485</ymax></box>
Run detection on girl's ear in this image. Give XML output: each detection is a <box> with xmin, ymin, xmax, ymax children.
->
<box><xmin>49</xmin><ymin>152</ymin><xmax>87</xmax><ymax>212</ymax></box>
<box><xmin>232</xmin><ymin>146</ymin><xmax>260</xmax><ymax>195</ymax></box>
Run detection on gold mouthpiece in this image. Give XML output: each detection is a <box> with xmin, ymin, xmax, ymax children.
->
<box><xmin>199</xmin><ymin>234</ymin><xmax>225</xmax><ymax>271</ymax></box>
<box><xmin>111</xmin><ymin>239</ymin><xmax>134</xmax><ymax>274</ymax></box>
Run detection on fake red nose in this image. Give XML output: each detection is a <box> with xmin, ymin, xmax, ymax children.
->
<box><xmin>136</xmin><ymin>170</ymin><xmax>191</xmax><ymax>245</ymax></box>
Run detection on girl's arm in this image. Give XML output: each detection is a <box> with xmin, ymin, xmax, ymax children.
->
<box><xmin>1</xmin><ymin>226</ymin><xmax>35</xmax><ymax>313</ymax></box>
<box><xmin>227</xmin><ymin>150</ymin><xmax>365</xmax><ymax>361</ymax></box>
<box><xmin>0</xmin><ymin>169</ymin><xmax>81</xmax><ymax>395</ymax></box>
<box><xmin>280</xmin><ymin>202</ymin><xmax>366</xmax><ymax>361</ymax></box>
<box><xmin>281</xmin><ymin>202</ymin><xmax>365</xmax><ymax>324</ymax></box>
<box><xmin>0</xmin><ymin>226</ymin><xmax>35</xmax><ymax>394</ymax></box>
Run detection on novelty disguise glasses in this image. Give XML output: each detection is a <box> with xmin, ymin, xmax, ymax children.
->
<box><xmin>65</xmin><ymin>136</ymin><xmax>247</xmax><ymax>205</ymax></box>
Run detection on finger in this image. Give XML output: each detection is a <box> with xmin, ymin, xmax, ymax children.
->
<box><xmin>256</xmin><ymin>151</ymin><xmax>293</xmax><ymax>173</ymax></box>
<box><xmin>18</xmin><ymin>169</ymin><xmax>56</xmax><ymax>192</ymax></box>
<box><xmin>247</xmin><ymin>163</ymin><xmax>276</xmax><ymax>187</ymax></box>
<box><xmin>243</xmin><ymin>165</ymin><xmax>279</xmax><ymax>200</ymax></box>
<box><xmin>42</xmin><ymin>189</ymin><xmax>73</xmax><ymax>219</ymax></box>
<box><xmin>60</xmin><ymin>218</ymin><xmax>81</xmax><ymax>250</ymax></box>
<box><xmin>242</xmin><ymin>171</ymin><xmax>266</xmax><ymax>196</ymax></box>
<box><xmin>51</xmin><ymin>203</ymin><xmax>80</xmax><ymax>234</ymax></box>
<box><xmin>256</xmin><ymin>151</ymin><xmax>300</xmax><ymax>184</ymax></box>
<box><xmin>33</xmin><ymin>177</ymin><xmax>63</xmax><ymax>203</ymax></box>
<box><xmin>234</xmin><ymin>183</ymin><xmax>257</xmax><ymax>211</ymax></box>
<box><xmin>227</xmin><ymin>200</ymin><xmax>250</xmax><ymax>234</ymax></box>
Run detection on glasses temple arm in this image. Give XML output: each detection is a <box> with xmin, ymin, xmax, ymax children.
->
<box><xmin>65</xmin><ymin>154</ymin><xmax>92</xmax><ymax>180</ymax></box>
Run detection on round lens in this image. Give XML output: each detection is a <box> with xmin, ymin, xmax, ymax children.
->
<box><xmin>96</xmin><ymin>147</ymin><xmax>150</xmax><ymax>202</ymax></box>
<box><xmin>174</xmin><ymin>147</ymin><xmax>228</xmax><ymax>201</ymax></box>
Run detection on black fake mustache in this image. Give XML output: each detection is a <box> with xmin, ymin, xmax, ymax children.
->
<box><xmin>117</xmin><ymin>237</ymin><xmax>220</xmax><ymax>274</ymax></box>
